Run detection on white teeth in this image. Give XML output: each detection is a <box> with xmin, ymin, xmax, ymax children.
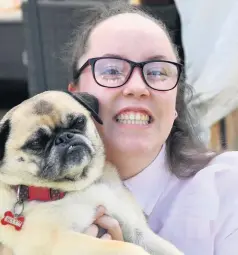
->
<box><xmin>116</xmin><ymin>112</ymin><xmax>151</xmax><ymax>125</ymax></box>
<box><xmin>117</xmin><ymin>119</ymin><xmax>148</xmax><ymax>125</ymax></box>
<box><xmin>69</xmin><ymin>145</ymin><xmax>73</xmax><ymax>150</ymax></box>
<box><xmin>135</xmin><ymin>113</ymin><xmax>140</xmax><ymax>120</ymax></box>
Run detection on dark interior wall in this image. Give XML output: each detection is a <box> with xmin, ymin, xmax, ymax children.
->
<box><xmin>0</xmin><ymin>20</ymin><xmax>29</xmax><ymax>108</ymax></box>
<box><xmin>141</xmin><ymin>1</ymin><xmax>184</xmax><ymax>63</ymax></box>
<box><xmin>141</xmin><ymin>0</ymin><xmax>175</xmax><ymax>4</ymax></box>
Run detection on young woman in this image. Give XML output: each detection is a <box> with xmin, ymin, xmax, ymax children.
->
<box><xmin>67</xmin><ymin>2</ymin><xmax>238</xmax><ymax>254</ymax></box>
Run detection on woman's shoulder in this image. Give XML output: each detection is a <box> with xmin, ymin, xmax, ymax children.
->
<box><xmin>159</xmin><ymin>151</ymin><xmax>238</xmax><ymax>252</ymax></box>
<box><xmin>177</xmin><ymin>151</ymin><xmax>238</xmax><ymax>215</ymax></box>
<box><xmin>208</xmin><ymin>150</ymin><xmax>238</xmax><ymax>166</ymax></box>
<box><xmin>161</xmin><ymin>151</ymin><xmax>238</xmax><ymax>253</ymax></box>
<box><xmin>190</xmin><ymin>150</ymin><xmax>238</xmax><ymax>192</ymax></box>
<box><xmin>171</xmin><ymin>151</ymin><xmax>238</xmax><ymax>214</ymax></box>
<box><xmin>195</xmin><ymin>150</ymin><xmax>238</xmax><ymax>183</ymax></box>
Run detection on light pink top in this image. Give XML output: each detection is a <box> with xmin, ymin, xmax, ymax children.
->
<box><xmin>124</xmin><ymin>146</ymin><xmax>238</xmax><ymax>255</ymax></box>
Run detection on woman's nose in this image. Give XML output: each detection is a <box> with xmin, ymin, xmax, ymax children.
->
<box><xmin>122</xmin><ymin>68</ymin><xmax>150</xmax><ymax>98</ymax></box>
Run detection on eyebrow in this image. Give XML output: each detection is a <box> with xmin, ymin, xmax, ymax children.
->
<box><xmin>102</xmin><ymin>53</ymin><xmax>124</xmax><ymax>58</ymax></box>
<box><xmin>102</xmin><ymin>53</ymin><xmax>169</xmax><ymax>61</ymax></box>
<box><xmin>147</xmin><ymin>55</ymin><xmax>169</xmax><ymax>61</ymax></box>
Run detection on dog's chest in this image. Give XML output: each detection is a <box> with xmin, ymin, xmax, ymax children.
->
<box><xmin>0</xmin><ymin>184</ymin><xmax>16</xmax><ymax>217</ymax></box>
<box><xmin>56</xmin><ymin>183</ymin><xmax>126</xmax><ymax>232</ymax></box>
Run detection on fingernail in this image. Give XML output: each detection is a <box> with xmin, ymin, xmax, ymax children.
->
<box><xmin>100</xmin><ymin>205</ymin><xmax>106</xmax><ymax>211</ymax></box>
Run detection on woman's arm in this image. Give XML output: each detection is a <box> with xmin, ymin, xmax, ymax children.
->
<box><xmin>214</xmin><ymin>155</ymin><xmax>238</xmax><ymax>255</ymax></box>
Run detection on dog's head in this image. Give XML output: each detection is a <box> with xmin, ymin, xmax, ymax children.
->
<box><xmin>0</xmin><ymin>91</ymin><xmax>105</xmax><ymax>191</ymax></box>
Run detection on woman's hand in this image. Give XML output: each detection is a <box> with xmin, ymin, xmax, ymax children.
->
<box><xmin>84</xmin><ymin>206</ymin><xmax>124</xmax><ymax>241</ymax></box>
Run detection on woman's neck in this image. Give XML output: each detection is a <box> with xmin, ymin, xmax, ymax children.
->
<box><xmin>106</xmin><ymin>146</ymin><xmax>163</xmax><ymax>180</ymax></box>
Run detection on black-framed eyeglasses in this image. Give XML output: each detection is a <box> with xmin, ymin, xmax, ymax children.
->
<box><xmin>73</xmin><ymin>57</ymin><xmax>183</xmax><ymax>91</ymax></box>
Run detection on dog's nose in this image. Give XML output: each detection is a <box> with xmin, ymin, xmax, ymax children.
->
<box><xmin>55</xmin><ymin>132</ymin><xmax>74</xmax><ymax>145</ymax></box>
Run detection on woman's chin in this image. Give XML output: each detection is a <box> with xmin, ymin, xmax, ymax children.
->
<box><xmin>111</xmin><ymin>139</ymin><xmax>157</xmax><ymax>155</ymax></box>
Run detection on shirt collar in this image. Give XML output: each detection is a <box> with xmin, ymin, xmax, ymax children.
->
<box><xmin>123</xmin><ymin>144</ymin><xmax>171</xmax><ymax>216</ymax></box>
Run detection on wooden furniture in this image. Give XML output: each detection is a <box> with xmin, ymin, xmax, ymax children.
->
<box><xmin>210</xmin><ymin>108</ymin><xmax>238</xmax><ymax>151</ymax></box>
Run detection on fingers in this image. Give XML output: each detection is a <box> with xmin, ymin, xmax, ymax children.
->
<box><xmin>84</xmin><ymin>223</ymin><xmax>110</xmax><ymax>239</ymax></box>
<box><xmin>101</xmin><ymin>233</ymin><xmax>112</xmax><ymax>240</ymax></box>
<box><xmin>84</xmin><ymin>205</ymin><xmax>123</xmax><ymax>241</ymax></box>
<box><xmin>94</xmin><ymin>214</ymin><xmax>124</xmax><ymax>241</ymax></box>
<box><xmin>84</xmin><ymin>206</ymin><xmax>107</xmax><ymax>237</ymax></box>
<box><xmin>94</xmin><ymin>205</ymin><xmax>106</xmax><ymax>220</ymax></box>
<box><xmin>84</xmin><ymin>224</ymin><xmax>99</xmax><ymax>237</ymax></box>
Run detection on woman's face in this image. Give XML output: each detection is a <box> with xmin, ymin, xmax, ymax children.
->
<box><xmin>71</xmin><ymin>13</ymin><xmax>178</xmax><ymax>161</ymax></box>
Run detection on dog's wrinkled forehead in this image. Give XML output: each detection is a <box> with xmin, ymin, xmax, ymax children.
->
<box><xmin>33</xmin><ymin>100</ymin><xmax>54</xmax><ymax>116</ymax></box>
<box><xmin>10</xmin><ymin>91</ymin><xmax>92</xmax><ymax>132</ymax></box>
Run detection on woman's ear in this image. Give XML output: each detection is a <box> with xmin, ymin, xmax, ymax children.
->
<box><xmin>175</xmin><ymin>111</ymin><xmax>178</xmax><ymax>119</ymax></box>
<box><xmin>68</xmin><ymin>83</ymin><xmax>77</xmax><ymax>92</ymax></box>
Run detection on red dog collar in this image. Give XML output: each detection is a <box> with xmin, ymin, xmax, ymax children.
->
<box><xmin>13</xmin><ymin>185</ymin><xmax>65</xmax><ymax>202</ymax></box>
<box><xmin>1</xmin><ymin>185</ymin><xmax>65</xmax><ymax>231</ymax></box>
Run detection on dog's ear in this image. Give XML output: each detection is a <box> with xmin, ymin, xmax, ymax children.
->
<box><xmin>0</xmin><ymin>119</ymin><xmax>11</xmax><ymax>162</ymax></box>
<box><xmin>67</xmin><ymin>92</ymin><xmax>103</xmax><ymax>125</ymax></box>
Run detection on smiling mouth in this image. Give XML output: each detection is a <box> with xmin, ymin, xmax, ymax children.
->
<box><xmin>115</xmin><ymin>111</ymin><xmax>153</xmax><ymax>125</ymax></box>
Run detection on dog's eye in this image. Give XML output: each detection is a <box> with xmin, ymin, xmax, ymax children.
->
<box><xmin>26</xmin><ymin>139</ymin><xmax>42</xmax><ymax>151</ymax></box>
<box><xmin>71</xmin><ymin>115</ymin><xmax>86</xmax><ymax>130</ymax></box>
<box><xmin>22</xmin><ymin>129</ymin><xmax>51</xmax><ymax>152</ymax></box>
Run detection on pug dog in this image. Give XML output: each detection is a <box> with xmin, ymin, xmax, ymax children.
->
<box><xmin>0</xmin><ymin>91</ymin><xmax>183</xmax><ymax>255</ymax></box>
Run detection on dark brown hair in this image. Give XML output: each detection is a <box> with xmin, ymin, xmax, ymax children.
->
<box><xmin>67</xmin><ymin>1</ymin><xmax>217</xmax><ymax>178</ymax></box>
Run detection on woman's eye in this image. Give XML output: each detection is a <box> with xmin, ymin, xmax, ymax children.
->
<box><xmin>147</xmin><ymin>69</ymin><xmax>166</xmax><ymax>76</ymax></box>
<box><xmin>146</xmin><ymin>68</ymin><xmax>169</xmax><ymax>81</ymax></box>
<box><xmin>101</xmin><ymin>68</ymin><xmax>122</xmax><ymax>77</ymax></box>
<box><xmin>100</xmin><ymin>68</ymin><xmax>125</xmax><ymax>83</ymax></box>
<box><xmin>101</xmin><ymin>67</ymin><xmax>122</xmax><ymax>76</ymax></box>
<box><xmin>105</xmin><ymin>68</ymin><xmax>119</xmax><ymax>74</ymax></box>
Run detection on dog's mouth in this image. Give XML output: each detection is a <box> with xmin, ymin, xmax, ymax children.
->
<box><xmin>66</xmin><ymin>139</ymin><xmax>94</xmax><ymax>154</ymax></box>
<box><xmin>67</xmin><ymin>142</ymin><xmax>84</xmax><ymax>153</ymax></box>
<box><xmin>37</xmin><ymin>133</ymin><xmax>94</xmax><ymax>182</ymax></box>
<box><xmin>60</xmin><ymin>176</ymin><xmax>75</xmax><ymax>182</ymax></box>
<box><xmin>40</xmin><ymin>168</ymin><xmax>88</xmax><ymax>183</ymax></box>
<box><xmin>58</xmin><ymin>167</ymin><xmax>87</xmax><ymax>182</ymax></box>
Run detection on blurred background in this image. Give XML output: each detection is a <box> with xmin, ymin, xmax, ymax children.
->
<box><xmin>0</xmin><ymin>0</ymin><xmax>237</xmax><ymax>151</ymax></box>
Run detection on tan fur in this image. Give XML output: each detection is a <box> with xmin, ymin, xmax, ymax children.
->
<box><xmin>0</xmin><ymin>244</ymin><xmax>13</xmax><ymax>255</ymax></box>
<box><xmin>0</xmin><ymin>91</ymin><xmax>183</xmax><ymax>255</ymax></box>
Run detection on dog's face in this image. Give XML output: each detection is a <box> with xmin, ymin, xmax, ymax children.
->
<box><xmin>0</xmin><ymin>91</ymin><xmax>105</xmax><ymax>191</ymax></box>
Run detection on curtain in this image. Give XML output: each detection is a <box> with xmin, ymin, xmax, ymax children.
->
<box><xmin>174</xmin><ymin>0</ymin><xmax>238</xmax><ymax>129</ymax></box>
